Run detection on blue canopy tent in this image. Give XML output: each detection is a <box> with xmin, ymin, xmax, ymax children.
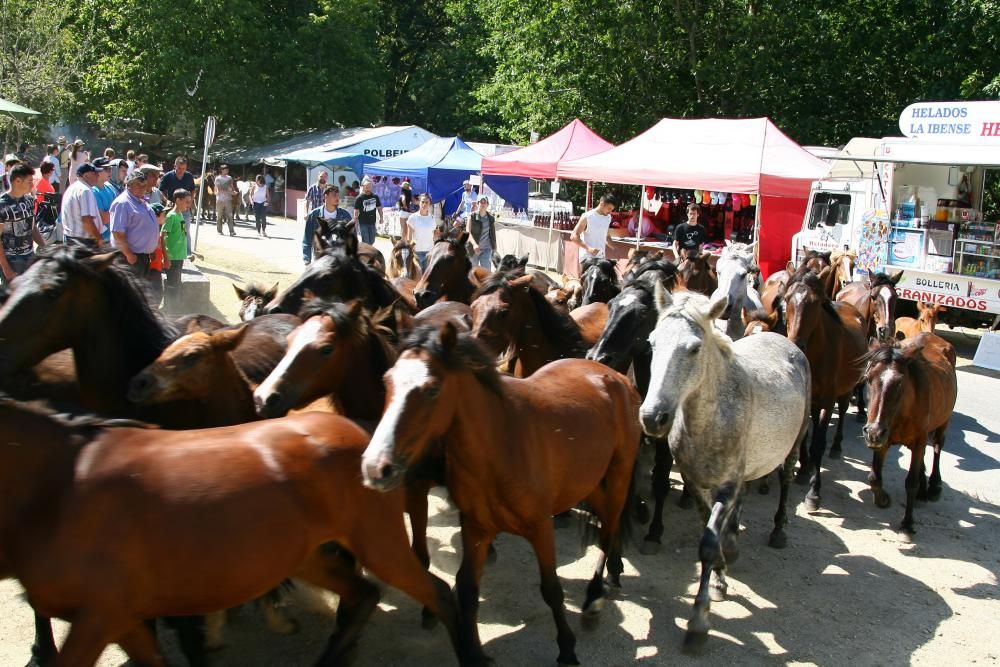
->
<box><xmin>272</xmin><ymin>148</ymin><xmax>379</xmax><ymax>176</ymax></box>
<box><xmin>363</xmin><ymin>136</ymin><xmax>486</xmax><ymax>214</ymax></box>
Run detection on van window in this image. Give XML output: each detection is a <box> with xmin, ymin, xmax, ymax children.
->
<box><xmin>807</xmin><ymin>193</ymin><xmax>852</xmax><ymax>229</ymax></box>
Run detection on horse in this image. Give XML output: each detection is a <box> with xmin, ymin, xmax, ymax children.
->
<box><xmin>783</xmin><ymin>266</ymin><xmax>867</xmax><ymax>510</ymax></box>
<box><xmin>638</xmin><ymin>289</ymin><xmax>810</xmax><ymax>651</ymax></box>
<box><xmin>174</xmin><ymin>313</ymin><xmax>228</xmax><ymax>334</ymax></box>
<box><xmin>677</xmin><ymin>249</ymin><xmax>718</xmax><ymax>296</ymax></box>
<box><xmin>492</xmin><ymin>253</ymin><xmax>560</xmax><ymax>294</ymax></box>
<box><xmin>234</xmin><ymin>281</ymin><xmax>279</xmax><ymax>321</ymax></box>
<box><xmin>623</xmin><ymin>249</ymin><xmax>661</xmax><ymax>280</ymax></box>
<box><xmin>711</xmin><ymin>242</ymin><xmax>763</xmax><ymax>340</ymax></box>
<box><xmin>0</xmin><ymin>398</ymin><xmax>465</xmax><ymax>666</ymax></box>
<box><xmin>314</xmin><ymin>219</ymin><xmax>387</xmax><ymax>273</ymax></box>
<box><xmin>578</xmin><ymin>256</ymin><xmax>621</xmax><ymax>305</ymax></box>
<box><xmin>388</xmin><ymin>239</ymin><xmax>423</xmax><ymax>281</ymax></box>
<box><xmin>360</xmin><ymin>323</ymin><xmax>641</xmax><ymax>666</ymax></box>
<box><xmin>861</xmin><ymin>333</ymin><xmax>957</xmax><ymax>538</ymax></box>
<box><xmin>470</xmin><ymin>272</ymin><xmax>587</xmax><ymax>377</ymax></box>
<box><xmin>836</xmin><ymin>270</ymin><xmax>903</xmax><ymax>342</ymax></box>
<box><xmin>895</xmin><ymin>300</ymin><xmax>945</xmax><ymax>340</ymax></box>
<box><xmin>413</xmin><ymin>233</ymin><xmax>478</xmax><ymax>309</ymax></box>
<box><xmin>829</xmin><ymin>248</ymin><xmax>857</xmax><ymax>297</ymax></box>
<box><xmin>570</xmin><ymin>302</ymin><xmax>608</xmax><ymax>349</ymax></box>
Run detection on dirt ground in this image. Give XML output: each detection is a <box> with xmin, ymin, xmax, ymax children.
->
<box><xmin>0</xmin><ymin>215</ymin><xmax>998</xmax><ymax>666</ymax></box>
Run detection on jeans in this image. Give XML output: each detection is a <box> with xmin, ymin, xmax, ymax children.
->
<box><xmin>302</xmin><ymin>216</ymin><xmax>316</xmax><ymax>263</ymax></box>
<box><xmin>1</xmin><ymin>253</ymin><xmax>33</xmax><ymax>285</ymax></box>
<box><xmin>416</xmin><ymin>251</ymin><xmax>428</xmax><ymax>272</ymax></box>
<box><xmin>254</xmin><ymin>203</ymin><xmax>267</xmax><ymax>235</ymax></box>
<box><xmin>474</xmin><ymin>247</ymin><xmax>492</xmax><ymax>270</ymax></box>
<box><xmin>165</xmin><ymin>258</ymin><xmax>184</xmax><ymax>311</ymax></box>
<box><xmin>216</xmin><ymin>199</ymin><xmax>235</xmax><ymax>234</ymax></box>
<box><xmin>359</xmin><ymin>222</ymin><xmax>375</xmax><ymax>245</ymax></box>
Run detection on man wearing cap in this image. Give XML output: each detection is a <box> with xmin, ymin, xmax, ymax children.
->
<box><xmin>459</xmin><ymin>180</ymin><xmax>479</xmax><ymax>222</ymax></box>
<box><xmin>214</xmin><ymin>164</ymin><xmax>236</xmax><ymax>236</ymax></box>
<box><xmin>468</xmin><ymin>195</ymin><xmax>497</xmax><ymax>270</ymax></box>
<box><xmin>110</xmin><ymin>172</ymin><xmax>160</xmax><ymax>279</ymax></box>
<box><xmin>91</xmin><ymin>158</ymin><xmax>118</xmax><ymax>244</ymax></box>
<box><xmin>353</xmin><ymin>177</ymin><xmax>382</xmax><ymax>245</ymax></box>
<box><xmin>136</xmin><ymin>164</ymin><xmax>164</xmax><ymax>205</ymax></box>
<box><xmin>0</xmin><ymin>163</ymin><xmax>46</xmax><ymax>283</ymax></box>
<box><xmin>43</xmin><ymin>144</ymin><xmax>61</xmax><ymax>190</ymax></box>
<box><xmin>62</xmin><ymin>162</ymin><xmax>104</xmax><ymax>249</ymax></box>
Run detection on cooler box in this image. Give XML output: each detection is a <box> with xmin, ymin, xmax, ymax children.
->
<box><xmin>888</xmin><ymin>228</ymin><xmax>925</xmax><ymax>268</ymax></box>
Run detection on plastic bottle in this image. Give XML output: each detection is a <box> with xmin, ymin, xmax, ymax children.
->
<box><xmin>899</xmin><ymin>185</ymin><xmax>916</xmax><ymax>221</ymax></box>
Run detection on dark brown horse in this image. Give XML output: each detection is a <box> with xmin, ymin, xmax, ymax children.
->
<box><xmin>314</xmin><ymin>219</ymin><xmax>387</xmax><ymax>273</ymax></box>
<box><xmin>579</xmin><ymin>256</ymin><xmax>621</xmax><ymax>305</ymax></box>
<box><xmin>783</xmin><ymin>266</ymin><xmax>867</xmax><ymax>510</ymax></box>
<box><xmin>493</xmin><ymin>253</ymin><xmax>560</xmax><ymax>294</ymax></box>
<box><xmin>234</xmin><ymin>281</ymin><xmax>279</xmax><ymax>321</ymax></box>
<box><xmin>862</xmin><ymin>333</ymin><xmax>957</xmax><ymax>537</ymax></box>
<box><xmin>0</xmin><ymin>398</ymin><xmax>465</xmax><ymax>666</ymax></box>
<box><xmin>470</xmin><ymin>272</ymin><xmax>587</xmax><ymax>377</ymax></box>
<box><xmin>677</xmin><ymin>249</ymin><xmax>717</xmax><ymax>296</ymax></box>
<box><xmin>361</xmin><ymin>323</ymin><xmax>641</xmax><ymax>665</ymax></box>
<box><xmin>413</xmin><ymin>233</ymin><xmax>478</xmax><ymax>309</ymax></box>
<box><xmin>836</xmin><ymin>270</ymin><xmax>902</xmax><ymax>342</ymax></box>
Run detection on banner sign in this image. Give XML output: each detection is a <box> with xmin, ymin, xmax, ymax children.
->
<box><xmin>899</xmin><ymin>101</ymin><xmax>1000</xmax><ymax>142</ymax></box>
<box><xmin>888</xmin><ymin>266</ymin><xmax>1000</xmax><ymax>313</ymax></box>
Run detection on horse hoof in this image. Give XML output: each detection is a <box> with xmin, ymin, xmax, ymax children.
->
<box><xmin>927</xmin><ymin>487</ymin><xmax>942</xmax><ymax>502</ymax></box>
<box><xmin>682</xmin><ymin>630</ymin><xmax>709</xmax><ymax>655</ymax></box>
<box><xmin>421</xmin><ymin>608</ymin><xmax>439</xmax><ymax>630</ymax></box>
<box><xmin>583</xmin><ymin>596</ymin><xmax>605</xmax><ymax>617</ymax></box>
<box><xmin>804</xmin><ymin>495</ymin><xmax>821</xmax><ymax>513</ymax></box>
<box><xmin>556</xmin><ymin>652</ymin><xmax>580</xmax><ymax>666</ymax></box>
<box><xmin>828</xmin><ymin>446</ymin><xmax>842</xmax><ymax>460</ymax></box>
<box><xmin>874</xmin><ymin>491</ymin><xmax>892</xmax><ymax>509</ymax></box>
<box><xmin>897</xmin><ymin>526</ymin><xmax>916</xmax><ymax>543</ymax></box>
<box><xmin>639</xmin><ymin>539</ymin><xmax>662</xmax><ymax>555</ymax></box>
<box><xmin>709</xmin><ymin>585</ymin><xmax>726</xmax><ymax>603</ymax></box>
<box><xmin>768</xmin><ymin>530</ymin><xmax>787</xmax><ymax>549</ymax></box>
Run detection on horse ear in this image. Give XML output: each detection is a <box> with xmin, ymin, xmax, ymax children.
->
<box><xmin>439</xmin><ymin>320</ymin><xmax>458</xmax><ymax>352</ymax></box>
<box><xmin>233</xmin><ymin>283</ymin><xmax>248</xmax><ymax>300</ymax></box>
<box><xmin>517</xmin><ymin>254</ymin><xmax>529</xmax><ymax>268</ymax></box>
<box><xmin>346</xmin><ymin>299</ymin><xmax>363</xmax><ymax>319</ymax></box>
<box><xmin>265</xmin><ymin>282</ymin><xmax>279</xmax><ymax>301</ymax></box>
<box><xmin>211</xmin><ymin>324</ymin><xmax>249</xmax><ymax>352</ymax></box>
<box><xmin>344</xmin><ymin>223</ymin><xmax>359</xmax><ymax>255</ymax></box>
<box><xmin>86</xmin><ymin>251</ymin><xmax>119</xmax><ymax>272</ymax></box>
<box><xmin>654</xmin><ymin>280</ymin><xmax>673</xmax><ymax>312</ymax></box>
<box><xmin>786</xmin><ymin>261</ymin><xmax>796</xmax><ymax>273</ymax></box>
<box><xmin>889</xmin><ymin>270</ymin><xmax>904</xmax><ymax>286</ymax></box>
<box><xmin>510</xmin><ymin>274</ymin><xmax>534</xmax><ymax>291</ymax></box>
<box><xmin>707</xmin><ymin>294</ymin><xmax>728</xmax><ymax>321</ymax></box>
<box><xmin>491</xmin><ymin>253</ymin><xmax>501</xmax><ymax>269</ymax></box>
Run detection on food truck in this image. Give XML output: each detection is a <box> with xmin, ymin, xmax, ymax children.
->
<box><xmin>792</xmin><ymin>101</ymin><xmax>1000</xmax><ymax>321</ymax></box>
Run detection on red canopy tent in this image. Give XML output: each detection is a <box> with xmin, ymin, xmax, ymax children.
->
<box><xmin>556</xmin><ymin>118</ymin><xmax>830</xmax><ymax>277</ymax></box>
<box><xmin>481</xmin><ymin>118</ymin><xmax>613</xmax><ymax>179</ymax></box>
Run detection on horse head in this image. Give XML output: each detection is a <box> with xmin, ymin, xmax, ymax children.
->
<box><xmin>470</xmin><ymin>273</ymin><xmax>533</xmax><ymax>357</ymax></box>
<box><xmin>266</xmin><ymin>248</ymin><xmax>369</xmax><ymax>315</ymax></box>
<box><xmin>869</xmin><ymin>270</ymin><xmax>903</xmax><ymax>341</ymax></box>
<box><xmin>580</xmin><ymin>256</ymin><xmax>621</xmax><ymax>305</ymax></box>
<box><xmin>413</xmin><ymin>233</ymin><xmax>472</xmax><ymax>309</ymax></box>
<box><xmin>783</xmin><ymin>266</ymin><xmax>833</xmax><ymax>352</ymax></box>
<box><xmin>235</xmin><ymin>282</ymin><xmax>279</xmax><ymax>322</ymax></box>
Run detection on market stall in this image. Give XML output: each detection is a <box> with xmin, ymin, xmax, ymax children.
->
<box><xmin>556</xmin><ymin>117</ymin><xmax>830</xmax><ymax>277</ymax></box>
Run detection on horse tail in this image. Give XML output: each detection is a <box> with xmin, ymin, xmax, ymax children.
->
<box><xmin>577</xmin><ymin>448</ymin><xmax>643</xmax><ymax>552</ymax></box>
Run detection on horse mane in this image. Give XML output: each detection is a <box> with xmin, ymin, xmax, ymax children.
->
<box><xmin>0</xmin><ymin>393</ymin><xmax>156</xmax><ymax>432</ymax></box>
<box><xmin>241</xmin><ymin>282</ymin><xmax>273</xmax><ymax>299</ymax></box>
<box><xmin>624</xmin><ymin>259</ymin><xmax>679</xmax><ymax>292</ymax></box>
<box><xmin>37</xmin><ymin>245</ymin><xmax>179</xmax><ymax>364</ymax></box>
<box><xmin>298</xmin><ymin>296</ymin><xmax>398</xmax><ymax>370</ymax></box>
<box><xmin>869</xmin><ymin>272</ymin><xmax>895</xmax><ymax>288</ymax></box>
<box><xmin>400</xmin><ymin>325</ymin><xmax>501</xmax><ymax>394</ymax></box>
<box><xmin>743</xmin><ymin>308</ymin><xmax>773</xmax><ymax>324</ymax></box>
<box><xmin>830</xmin><ymin>248</ymin><xmax>857</xmax><ymax>263</ymax></box>
<box><xmin>721</xmin><ymin>242</ymin><xmax>756</xmax><ymax>264</ymax></box>
<box><xmin>660</xmin><ymin>291</ymin><xmax>733</xmax><ymax>355</ymax></box>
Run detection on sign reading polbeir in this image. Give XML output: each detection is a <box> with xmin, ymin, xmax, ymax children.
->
<box><xmin>899</xmin><ymin>101</ymin><xmax>1000</xmax><ymax>141</ymax></box>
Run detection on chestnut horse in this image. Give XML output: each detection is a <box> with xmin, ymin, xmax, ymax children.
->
<box><xmin>570</xmin><ymin>302</ymin><xmax>608</xmax><ymax>348</ymax></box>
<box><xmin>413</xmin><ymin>233</ymin><xmax>479</xmax><ymax>309</ymax></box>
<box><xmin>895</xmin><ymin>300</ymin><xmax>946</xmax><ymax>340</ymax></box>
<box><xmin>361</xmin><ymin>323</ymin><xmax>641</xmax><ymax>665</ymax></box>
<box><xmin>388</xmin><ymin>239</ymin><xmax>422</xmax><ymax>281</ymax></box>
<box><xmin>829</xmin><ymin>248</ymin><xmax>857</xmax><ymax>298</ymax></box>
<box><xmin>0</xmin><ymin>398</ymin><xmax>465</xmax><ymax>666</ymax></box>
<box><xmin>470</xmin><ymin>272</ymin><xmax>587</xmax><ymax>377</ymax></box>
<box><xmin>677</xmin><ymin>249</ymin><xmax>718</xmax><ymax>296</ymax></box>
<box><xmin>836</xmin><ymin>270</ymin><xmax>903</xmax><ymax>342</ymax></box>
<box><xmin>783</xmin><ymin>266</ymin><xmax>867</xmax><ymax>510</ymax></box>
<box><xmin>234</xmin><ymin>282</ymin><xmax>279</xmax><ymax>321</ymax></box>
<box><xmin>862</xmin><ymin>333</ymin><xmax>957</xmax><ymax>537</ymax></box>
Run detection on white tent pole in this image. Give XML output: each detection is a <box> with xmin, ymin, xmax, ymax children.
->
<box><xmin>636</xmin><ymin>184</ymin><xmax>646</xmax><ymax>251</ymax></box>
<box><xmin>547</xmin><ymin>181</ymin><xmax>558</xmax><ymax>271</ymax></box>
<box><xmin>193</xmin><ymin>142</ymin><xmax>210</xmax><ymax>252</ymax></box>
<box><xmin>753</xmin><ymin>194</ymin><xmax>762</xmax><ymax>263</ymax></box>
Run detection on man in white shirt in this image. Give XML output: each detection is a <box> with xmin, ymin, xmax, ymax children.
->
<box><xmin>570</xmin><ymin>193</ymin><xmax>617</xmax><ymax>260</ymax></box>
<box><xmin>404</xmin><ymin>193</ymin><xmax>437</xmax><ymax>271</ymax></box>
<box><xmin>43</xmin><ymin>144</ymin><xmax>61</xmax><ymax>189</ymax></box>
<box><xmin>61</xmin><ymin>163</ymin><xmax>104</xmax><ymax>249</ymax></box>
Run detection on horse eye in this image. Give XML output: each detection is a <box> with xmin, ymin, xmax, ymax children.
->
<box><xmin>319</xmin><ymin>345</ymin><xmax>334</xmax><ymax>356</ymax></box>
<box><xmin>426</xmin><ymin>385</ymin><xmax>441</xmax><ymax>399</ymax></box>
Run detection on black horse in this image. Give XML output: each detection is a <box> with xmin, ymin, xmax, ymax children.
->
<box><xmin>579</xmin><ymin>255</ymin><xmax>621</xmax><ymax>305</ymax></box>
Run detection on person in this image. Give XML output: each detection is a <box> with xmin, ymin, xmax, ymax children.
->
<box><xmin>303</xmin><ymin>185</ymin><xmax>353</xmax><ymax>264</ymax></box>
<box><xmin>304</xmin><ymin>171</ymin><xmax>328</xmax><ymax>212</ymax></box>
<box><xmin>214</xmin><ymin>164</ymin><xmax>236</xmax><ymax>236</ymax></box>
<box><xmin>353</xmin><ymin>177</ymin><xmax>382</xmax><ymax>245</ymax></box>
<box><xmin>236</xmin><ymin>176</ymin><xmax>253</xmax><ymax>221</ymax></box>
<box><xmin>125</xmin><ymin>149</ymin><xmax>136</xmax><ymax>177</ymax></box>
<box><xmin>672</xmin><ymin>203</ymin><xmax>708</xmax><ymax>259</ymax></box>
<box><xmin>91</xmin><ymin>158</ymin><xmax>118</xmax><ymax>244</ymax></box>
<box><xmin>57</xmin><ymin>136</ymin><xmax>72</xmax><ymax>191</ymax></box>
<box><xmin>103</xmin><ymin>147</ymin><xmax>116</xmax><ymax>160</ymax></box>
<box><xmin>32</xmin><ymin>161</ymin><xmax>56</xmax><ymax>213</ymax></box>
<box><xmin>148</xmin><ymin>203</ymin><xmax>167</xmax><ymax>307</ymax></box>
<box><xmin>0</xmin><ymin>163</ymin><xmax>45</xmax><ymax>284</ymax></box>
<box><xmin>570</xmin><ymin>193</ymin><xmax>617</xmax><ymax>259</ymax></box>
<box><xmin>68</xmin><ymin>139</ymin><xmax>90</xmax><ymax>185</ymax></box>
<box><xmin>468</xmin><ymin>195</ymin><xmax>496</xmax><ymax>270</ymax></box>
<box><xmin>404</xmin><ymin>193</ymin><xmax>436</xmax><ymax>271</ymax></box>
<box><xmin>135</xmin><ymin>153</ymin><xmax>149</xmax><ymax>169</ymax></box>
<box><xmin>251</xmin><ymin>174</ymin><xmax>269</xmax><ymax>237</ymax></box>
<box><xmin>397</xmin><ymin>180</ymin><xmax>414</xmax><ymax>237</ymax></box>
<box><xmin>137</xmin><ymin>164</ymin><xmax>164</xmax><ymax>205</ymax></box>
<box><xmin>273</xmin><ymin>172</ymin><xmax>285</xmax><ymax>215</ymax></box>
<box><xmin>158</xmin><ymin>156</ymin><xmax>197</xmax><ymax>255</ymax></box>
<box><xmin>15</xmin><ymin>143</ymin><xmax>28</xmax><ymax>162</ymax></box>
<box><xmin>1</xmin><ymin>155</ymin><xmax>19</xmax><ymax>190</ymax></box>
<box><xmin>337</xmin><ymin>174</ymin><xmax>348</xmax><ymax>197</ymax></box>
<box><xmin>62</xmin><ymin>162</ymin><xmax>104</xmax><ymax>248</ymax></box>
<box><xmin>161</xmin><ymin>189</ymin><xmax>191</xmax><ymax>311</ymax></box>
<box><xmin>110</xmin><ymin>171</ymin><xmax>160</xmax><ymax>280</ymax></box>
<box><xmin>109</xmin><ymin>159</ymin><xmax>129</xmax><ymax>194</ymax></box>
<box><xmin>43</xmin><ymin>144</ymin><xmax>61</xmax><ymax>189</ymax></box>
<box><xmin>459</xmin><ymin>180</ymin><xmax>478</xmax><ymax>222</ymax></box>
<box><xmin>264</xmin><ymin>169</ymin><xmax>274</xmax><ymax>191</ymax></box>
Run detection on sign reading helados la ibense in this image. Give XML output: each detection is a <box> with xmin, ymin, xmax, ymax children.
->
<box><xmin>899</xmin><ymin>101</ymin><xmax>1000</xmax><ymax>141</ymax></box>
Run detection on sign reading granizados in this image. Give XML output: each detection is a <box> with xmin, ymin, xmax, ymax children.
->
<box><xmin>899</xmin><ymin>101</ymin><xmax>1000</xmax><ymax>142</ymax></box>
<box><xmin>888</xmin><ymin>266</ymin><xmax>1000</xmax><ymax>313</ymax></box>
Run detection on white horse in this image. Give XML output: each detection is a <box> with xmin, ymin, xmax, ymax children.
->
<box><xmin>639</xmin><ymin>288</ymin><xmax>810</xmax><ymax>652</ymax></box>
<box><xmin>712</xmin><ymin>241</ymin><xmax>763</xmax><ymax>340</ymax></box>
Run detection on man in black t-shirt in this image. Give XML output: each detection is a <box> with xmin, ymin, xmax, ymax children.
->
<box><xmin>0</xmin><ymin>163</ymin><xmax>44</xmax><ymax>284</ymax></box>
<box><xmin>672</xmin><ymin>203</ymin><xmax>708</xmax><ymax>259</ymax></box>
<box><xmin>352</xmin><ymin>177</ymin><xmax>382</xmax><ymax>245</ymax></box>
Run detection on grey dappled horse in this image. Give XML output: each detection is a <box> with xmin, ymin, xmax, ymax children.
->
<box><xmin>711</xmin><ymin>241</ymin><xmax>763</xmax><ymax>341</ymax></box>
<box><xmin>639</xmin><ymin>288</ymin><xmax>810</xmax><ymax>652</ymax></box>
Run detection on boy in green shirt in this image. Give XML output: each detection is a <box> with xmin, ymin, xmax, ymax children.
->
<box><xmin>162</xmin><ymin>189</ymin><xmax>191</xmax><ymax>312</ymax></box>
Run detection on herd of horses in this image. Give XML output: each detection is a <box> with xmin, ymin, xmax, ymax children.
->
<box><xmin>0</xmin><ymin>225</ymin><xmax>960</xmax><ymax>666</ymax></box>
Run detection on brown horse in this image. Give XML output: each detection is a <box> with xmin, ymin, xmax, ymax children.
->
<box><xmin>413</xmin><ymin>233</ymin><xmax>479</xmax><ymax>309</ymax></box>
<box><xmin>783</xmin><ymin>266</ymin><xmax>867</xmax><ymax>510</ymax></box>
<box><xmin>0</xmin><ymin>399</ymin><xmax>464</xmax><ymax>666</ymax></box>
<box><xmin>234</xmin><ymin>282</ymin><xmax>279</xmax><ymax>321</ymax></box>
<box><xmin>677</xmin><ymin>249</ymin><xmax>717</xmax><ymax>296</ymax></box>
<box><xmin>862</xmin><ymin>333</ymin><xmax>957</xmax><ymax>537</ymax></box>
<box><xmin>493</xmin><ymin>253</ymin><xmax>560</xmax><ymax>294</ymax></box>
<box><xmin>836</xmin><ymin>270</ymin><xmax>903</xmax><ymax>342</ymax></box>
<box><xmin>570</xmin><ymin>302</ymin><xmax>608</xmax><ymax>348</ymax></box>
<box><xmin>829</xmin><ymin>249</ymin><xmax>857</xmax><ymax>298</ymax></box>
<box><xmin>388</xmin><ymin>239</ymin><xmax>422</xmax><ymax>281</ymax></box>
<box><xmin>895</xmin><ymin>300</ymin><xmax>946</xmax><ymax>340</ymax></box>
<box><xmin>361</xmin><ymin>323</ymin><xmax>641</xmax><ymax>666</ymax></box>
<box><xmin>470</xmin><ymin>272</ymin><xmax>587</xmax><ymax>377</ymax></box>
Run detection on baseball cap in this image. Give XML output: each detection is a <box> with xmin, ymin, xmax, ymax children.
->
<box><xmin>137</xmin><ymin>164</ymin><xmax>161</xmax><ymax>176</ymax></box>
<box><xmin>92</xmin><ymin>158</ymin><xmax>113</xmax><ymax>170</ymax></box>
<box><xmin>76</xmin><ymin>162</ymin><xmax>99</xmax><ymax>176</ymax></box>
<box><xmin>125</xmin><ymin>171</ymin><xmax>147</xmax><ymax>185</ymax></box>
<box><xmin>73</xmin><ymin>138</ymin><xmax>85</xmax><ymax>147</ymax></box>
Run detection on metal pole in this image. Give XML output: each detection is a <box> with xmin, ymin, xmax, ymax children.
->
<box><xmin>547</xmin><ymin>181</ymin><xmax>558</xmax><ymax>271</ymax></box>
<box><xmin>636</xmin><ymin>184</ymin><xmax>646</xmax><ymax>251</ymax></box>
<box><xmin>752</xmin><ymin>193</ymin><xmax>762</xmax><ymax>263</ymax></box>
<box><xmin>193</xmin><ymin>141</ymin><xmax>210</xmax><ymax>252</ymax></box>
